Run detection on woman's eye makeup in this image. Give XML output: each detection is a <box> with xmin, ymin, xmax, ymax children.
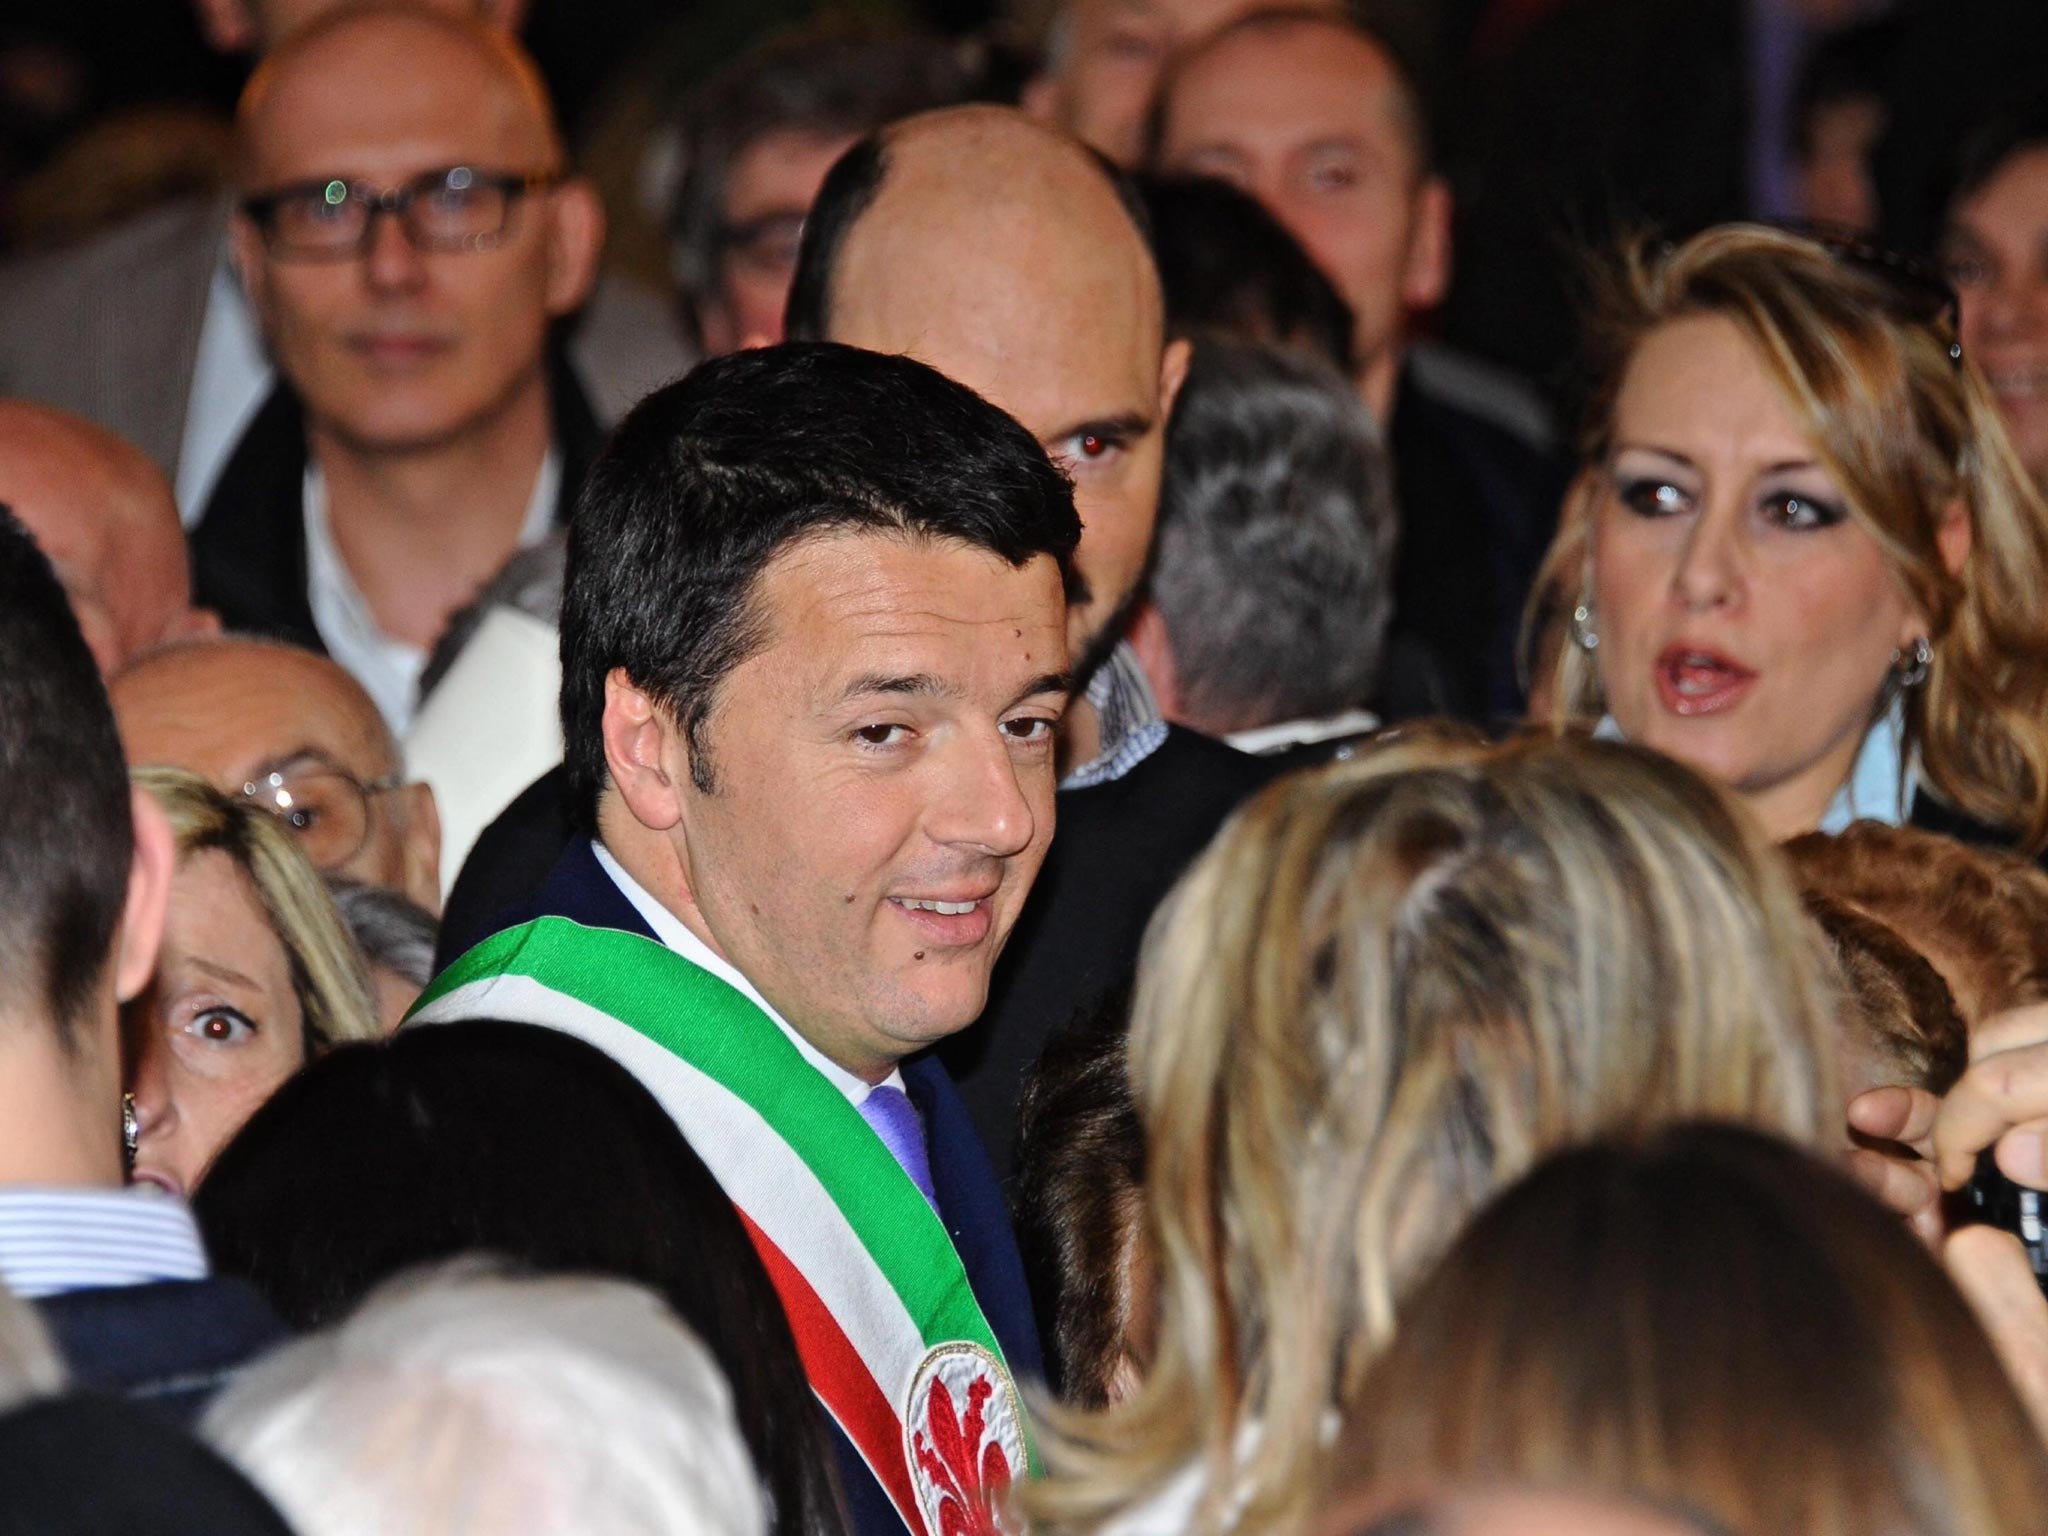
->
<box><xmin>1613</xmin><ymin>475</ymin><xmax>1692</xmax><ymax>517</ymax></box>
<box><xmin>1758</xmin><ymin>488</ymin><xmax>1848</xmax><ymax>530</ymax></box>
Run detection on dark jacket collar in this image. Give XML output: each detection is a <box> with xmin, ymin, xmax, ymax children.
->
<box><xmin>189</xmin><ymin>346</ymin><xmax>604</xmax><ymax>652</ymax></box>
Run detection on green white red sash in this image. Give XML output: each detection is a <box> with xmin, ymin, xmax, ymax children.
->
<box><xmin>408</xmin><ymin>916</ymin><xmax>1033</xmax><ymax>1535</ymax></box>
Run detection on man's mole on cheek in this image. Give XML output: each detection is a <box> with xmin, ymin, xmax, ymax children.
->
<box><xmin>844</xmin><ymin>892</ymin><xmax>857</xmax><ymax>904</ymax></box>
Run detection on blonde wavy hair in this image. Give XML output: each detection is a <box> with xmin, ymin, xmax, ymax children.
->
<box><xmin>1030</xmin><ymin>733</ymin><xmax>1838</xmax><ymax>1536</ymax></box>
<box><xmin>1528</xmin><ymin>224</ymin><xmax>2048</xmax><ymax>851</ymax></box>
<box><xmin>134</xmin><ymin>767</ymin><xmax>378</xmax><ymax>1053</ymax></box>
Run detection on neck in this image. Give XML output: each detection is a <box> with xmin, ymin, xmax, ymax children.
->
<box><xmin>1356</xmin><ymin>344</ymin><xmax>1405</xmax><ymax>426</ymax></box>
<box><xmin>1740</xmin><ymin>733</ymin><xmax>1872</xmax><ymax>843</ymax></box>
<box><xmin>310</xmin><ymin>372</ymin><xmax>553</xmax><ymax>649</ymax></box>
<box><xmin>0</xmin><ymin>1025</ymin><xmax>123</xmax><ymax>1189</ymax></box>
<box><xmin>594</xmin><ymin>807</ymin><xmax>897</xmax><ymax>1086</ymax></box>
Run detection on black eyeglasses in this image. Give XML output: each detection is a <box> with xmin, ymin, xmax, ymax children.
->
<box><xmin>242</xmin><ymin>165</ymin><xmax>560</xmax><ymax>259</ymax></box>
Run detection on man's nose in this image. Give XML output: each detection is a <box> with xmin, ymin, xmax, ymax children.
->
<box><xmin>929</xmin><ymin>730</ymin><xmax>1041</xmax><ymax>860</ymax></box>
<box><xmin>362</xmin><ymin>207</ymin><xmax>428</xmax><ymax>292</ymax></box>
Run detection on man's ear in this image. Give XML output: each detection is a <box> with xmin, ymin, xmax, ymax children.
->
<box><xmin>1400</xmin><ymin>175</ymin><xmax>1454</xmax><ymax>314</ymax></box>
<box><xmin>543</xmin><ymin>178</ymin><xmax>607</xmax><ymax>319</ymax></box>
<box><xmin>192</xmin><ymin>0</ymin><xmax>258</xmax><ymax>53</ymax></box>
<box><xmin>1159</xmin><ymin>335</ymin><xmax>1192</xmax><ymax>419</ymax></box>
<box><xmin>113</xmin><ymin>789</ymin><xmax>177</xmax><ymax>1006</ymax></box>
<box><xmin>1124</xmin><ymin>598</ymin><xmax>1182</xmax><ymax>721</ymax></box>
<box><xmin>400</xmin><ymin>782</ymin><xmax>443</xmax><ymax>916</ymax></box>
<box><xmin>602</xmin><ymin>669</ymin><xmax>688</xmax><ymax>833</ymax></box>
<box><xmin>1020</xmin><ymin>72</ymin><xmax>1064</xmax><ymax>127</ymax></box>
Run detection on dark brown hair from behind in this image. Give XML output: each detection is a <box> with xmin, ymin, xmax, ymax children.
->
<box><xmin>1331</xmin><ymin>1124</ymin><xmax>2048</xmax><ymax>1536</ymax></box>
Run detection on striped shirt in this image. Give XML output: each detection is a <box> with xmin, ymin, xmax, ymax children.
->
<box><xmin>0</xmin><ymin>1188</ymin><xmax>210</xmax><ymax>1301</ymax></box>
<box><xmin>1062</xmin><ymin>640</ymin><xmax>1169</xmax><ymax>791</ymax></box>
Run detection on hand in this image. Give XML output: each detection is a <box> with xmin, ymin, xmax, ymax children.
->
<box><xmin>1934</xmin><ymin>1004</ymin><xmax>2048</xmax><ymax>1192</ymax></box>
<box><xmin>1846</xmin><ymin>1084</ymin><xmax>1943</xmax><ymax>1246</ymax></box>
<box><xmin>1945</xmin><ymin>1224</ymin><xmax>2048</xmax><ymax>1443</ymax></box>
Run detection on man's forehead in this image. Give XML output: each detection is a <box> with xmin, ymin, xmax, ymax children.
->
<box><xmin>117</xmin><ymin>648</ymin><xmax>393</xmax><ymax>774</ymax></box>
<box><xmin>1171</xmin><ymin>20</ymin><xmax>1403</xmax><ymax>136</ymax></box>
<box><xmin>242</xmin><ymin>21</ymin><xmax>552</xmax><ymax>181</ymax></box>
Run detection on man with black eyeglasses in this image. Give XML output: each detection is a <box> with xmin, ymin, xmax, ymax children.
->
<box><xmin>189</xmin><ymin>6</ymin><xmax>606</xmax><ymax>736</ymax></box>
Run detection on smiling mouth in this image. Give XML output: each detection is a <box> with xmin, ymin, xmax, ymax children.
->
<box><xmin>1655</xmin><ymin>646</ymin><xmax>1758</xmax><ymax>716</ymax></box>
<box><xmin>886</xmin><ymin>895</ymin><xmax>996</xmax><ymax>947</ymax></box>
<box><xmin>1986</xmin><ymin>365</ymin><xmax>2048</xmax><ymax>401</ymax></box>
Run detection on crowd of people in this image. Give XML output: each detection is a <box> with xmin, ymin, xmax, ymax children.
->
<box><xmin>4</xmin><ymin>0</ymin><xmax>2048</xmax><ymax>1531</ymax></box>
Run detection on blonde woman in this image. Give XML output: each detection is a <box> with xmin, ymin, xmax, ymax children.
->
<box><xmin>1529</xmin><ymin>224</ymin><xmax>2048</xmax><ymax>854</ymax></box>
<box><xmin>126</xmin><ymin>766</ymin><xmax>380</xmax><ymax>1196</ymax></box>
<box><xmin>1030</xmin><ymin>733</ymin><xmax>1840</xmax><ymax>1536</ymax></box>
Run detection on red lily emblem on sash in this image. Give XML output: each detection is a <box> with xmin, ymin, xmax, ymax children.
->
<box><xmin>912</xmin><ymin>1374</ymin><xmax>1014</xmax><ymax>1536</ymax></box>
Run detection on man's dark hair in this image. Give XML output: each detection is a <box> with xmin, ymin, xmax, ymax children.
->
<box><xmin>1142</xmin><ymin>7</ymin><xmax>1437</xmax><ymax>178</ymax></box>
<box><xmin>1790</xmin><ymin>16</ymin><xmax>1899</xmax><ymax>161</ymax></box>
<box><xmin>783</xmin><ymin>123</ymin><xmax>1155</xmax><ymax>344</ymax></box>
<box><xmin>1152</xmin><ymin>339</ymin><xmax>1395</xmax><ymax>734</ymax></box>
<box><xmin>1947</xmin><ymin>93</ymin><xmax>2048</xmax><ymax>211</ymax></box>
<box><xmin>559</xmin><ymin>341</ymin><xmax>1081</xmax><ymax>829</ymax></box>
<box><xmin>0</xmin><ymin>506</ymin><xmax>133</xmax><ymax>1041</ymax></box>
<box><xmin>669</xmin><ymin>24</ymin><xmax>972</xmax><ymax>350</ymax></box>
<box><xmin>1137</xmin><ymin>173</ymin><xmax>1355</xmax><ymax>372</ymax></box>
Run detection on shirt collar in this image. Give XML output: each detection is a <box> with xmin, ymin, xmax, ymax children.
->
<box><xmin>1226</xmin><ymin>708</ymin><xmax>1382</xmax><ymax>757</ymax></box>
<box><xmin>1063</xmin><ymin>640</ymin><xmax>1170</xmax><ymax>789</ymax></box>
<box><xmin>0</xmin><ymin>1187</ymin><xmax>209</xmax><ymax>1301</ymax></box>
<box><xmin>588</xmin><ymin>840</ymin><xmax>900</xmax><ymax>1105</ymax></box>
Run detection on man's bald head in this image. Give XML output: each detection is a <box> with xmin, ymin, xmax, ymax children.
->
<box><xmin>788</xmin><ymin>106</ymin><xmax>1188</xmax><ymax>668</ymax></box>
<box><xmin>111</xmin><ymin>638</ymin><xmax>441</xmax><ymax>911</ymax></box>
<box><xmin>0</xmin><ymin>402</ymin><xmax>206</xmax><ymax>676</ymax></box>
<box><xmin>238</xmin><ymin>2</ymin><xmax>561</xmax><ymax>183</ymax></box>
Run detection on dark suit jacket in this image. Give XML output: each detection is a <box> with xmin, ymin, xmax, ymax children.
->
<box><xmin>1387</xmin><ymin>365</ymin><xmax>1567</xmax><ymax>726</ymax></box>
<box><xmin>189</xmin><ymin>354</ymin><xmax>604</xmax><ymax>655</ymax></box>
<box><xmin>509</xmin><ymin>838</ymin><xmax>1043</xmax><ymax>1536</ymax></box>
<box><xmin>37</xmin><ymin>1276</ymin><xmax>288</xmax><ymax>1425</ymax></box>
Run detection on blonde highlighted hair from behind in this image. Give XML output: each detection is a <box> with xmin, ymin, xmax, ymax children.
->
<box><xmin>133</xmin><ymin>766</ymin><xmax>378</xmax><ymax>1053</ymax></box>
<box><xmin>1029</xmin><ymin>733</ymin><xmax>1837</xmax><ymax>1536</ymax></box>
<box><xmin>1528</xmin><ymin>224</ymin><xmax>2048</xmax><ymax>852</ymax></box>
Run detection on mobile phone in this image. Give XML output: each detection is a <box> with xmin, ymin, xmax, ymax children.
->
<box><xmin>1955</xmin><ymin>1149</ymin><xmax>2048</xmax><ymax>1296</ymax></box>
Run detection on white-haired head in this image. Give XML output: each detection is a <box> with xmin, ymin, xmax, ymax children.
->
<box><xmin>202</xmin><ymin>1263</ymin><xmax>765</xmax><ymax>1536</ymax></box>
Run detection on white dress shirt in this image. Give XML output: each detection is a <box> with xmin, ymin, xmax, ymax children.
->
<box><xmin>303</xmin><ymin>449</ymin><xmax>559</xmax><ymax>735</ymax></box>
<box><xmin>0</xmin><ymin>1187</ymin><xmax>209</xmax><ymax>1301</ymax></box>
<box><xmin>590</xmin><ymin>840</ymin><xmax>904</xmax><ymax>1107</ymax></box>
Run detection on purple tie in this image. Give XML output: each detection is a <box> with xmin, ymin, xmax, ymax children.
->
<box><xmin>859</xmin><ymin>1084</ymin><xmax>938</xmax><ymax>1212</ymax></box>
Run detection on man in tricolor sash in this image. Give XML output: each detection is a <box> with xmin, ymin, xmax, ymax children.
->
<box><xmin>413</xmin><ymin>342</ymin><xmax>1075</xmax><ymax>1535</ymax></box>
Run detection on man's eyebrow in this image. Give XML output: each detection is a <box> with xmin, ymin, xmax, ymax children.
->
<box><xmin>1009</xmin><ymin>671</ymin><xmax>1076</xmax><ymax>707</ymax></box>
<box><xmin>837</xmin><ymin>672</ymin><xmax>960</xmax><ymax>704</ymax></box>
<box><xmin>1042</xmin><ymin>412</ymin><xmax>1152</xmax><ymax>447</ymax></box>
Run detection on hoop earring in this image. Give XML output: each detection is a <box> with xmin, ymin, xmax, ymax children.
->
<box><xmin>1569</xmin><ymin>599</ymin><xmax>1600</xmax><ymax>652</ymax></box>
<box><xmin>121</xmin><ymin>1093</ymin><xmax>138</xmax><ymax>1171</ymax></box>
<box><xmin>1892</xmin><ymin>635</ymin><xmax>1932</xmax><ymax>689</ymax></box>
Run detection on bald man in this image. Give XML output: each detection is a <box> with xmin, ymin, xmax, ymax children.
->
<box><xmin>112</xmin><ymin>639</ymin><xmax>442</xmax><ymax>914</ymax></box>
<box><xmin>186</xmin><ymin>4</ymin><xmax>604</xmax><ymax>735</ymax></box>
<box><xmin>785</xmin><ymin>105</ymin><xmax>1274</xmax><ymax>1178</ymax></box>
<box><xmin>0</xmin><ymin>402</ymin><xmax>213</xmax><ymax>676</ymax></box>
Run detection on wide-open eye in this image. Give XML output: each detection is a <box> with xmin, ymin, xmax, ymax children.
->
<box><xmin>1759</xmin><ymin>489</ymin><xmax>1846</xmax><ymax>531</ymax></box>
<box><xmin>1000</xmin><ymin>716</ymin><xmax>1056</xmax><ymax>745</ymax></box>
<box><xmin>182</xmin><ymin>1006</ymin><xmax>256</xmax><ymax>1047</ymax></box>
<box><xmin>1614</xmin><ymin>476</ymin><xmax>1692</xmax><ymax>518</ymax></box>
